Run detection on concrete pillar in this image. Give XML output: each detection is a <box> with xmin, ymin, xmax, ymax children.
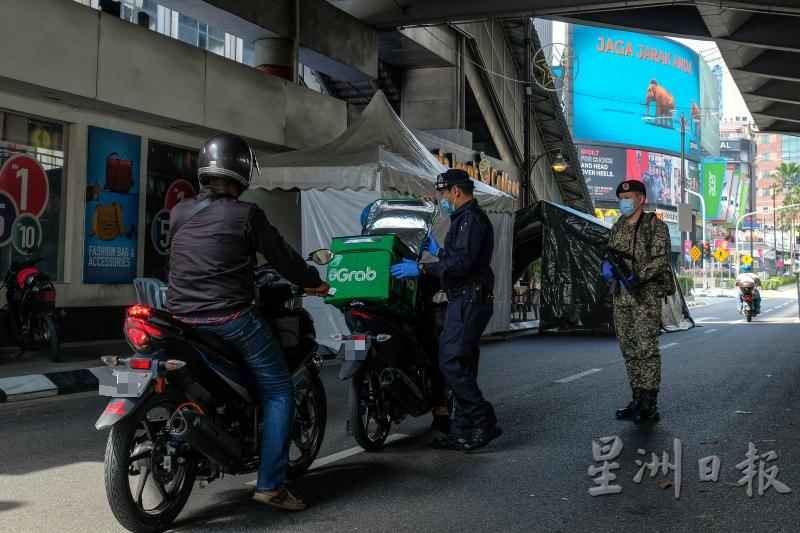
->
<box><xmin>255</xmin><ymin>37</ymin><xmax>295</xmax><ymax>82</ymax></box>
<box><xmin>401</xmin><ymin>66</ymin><xmax>463</xmax><ymax>131</ymax></box>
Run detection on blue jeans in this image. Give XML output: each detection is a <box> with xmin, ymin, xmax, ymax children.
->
<box><xmin>189</xmin><ymin>309</ymin><xmax>294</xmax><ymax>492</ymax></box>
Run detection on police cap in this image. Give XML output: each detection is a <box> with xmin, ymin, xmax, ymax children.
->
<box><xmin>616</xmin><ymin>180</ymin><xmax>647</xmax><ymax>198</ymax></box>
<box><xmin>436</xmin><ymin>169</ymin><xmax>472</xmax><ymax>191</ymax></box>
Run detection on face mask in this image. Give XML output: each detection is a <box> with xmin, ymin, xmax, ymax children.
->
<box><xmin>619</xmin><ymin>198</ymin><xmax>636</xmax><ymax>217</ymax></box>
<box><xmin>440</xmin><ymin>199</ymin><xmax>455</xmax><ymax>214</ymax></box>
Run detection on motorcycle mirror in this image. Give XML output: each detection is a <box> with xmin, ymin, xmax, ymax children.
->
<box><xmin>309</xmin><ymin>249</ymin><xmax>335</xmax><ymax>266</ymax></box>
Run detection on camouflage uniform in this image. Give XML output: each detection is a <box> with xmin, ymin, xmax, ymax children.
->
<box><xmin>608</xmin><ymin>213</ymin><xmax>672</xmax><ymax>391</ymax></box>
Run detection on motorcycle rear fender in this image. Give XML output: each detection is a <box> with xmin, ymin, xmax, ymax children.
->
<box><xmin>339</xmin><ymin>360</ymin><xmax>364</xmax><ymax>380</ymax></box>
<box><xmin>95</xmin><ymin>396</ymin><xmax>148</xmax><ymax>430</ymax></box>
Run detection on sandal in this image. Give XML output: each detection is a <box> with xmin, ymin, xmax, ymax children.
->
<box><xmin>253</xmin><ymin>486</ymin><xmax>307</xmax><ymax>511</ymax></box>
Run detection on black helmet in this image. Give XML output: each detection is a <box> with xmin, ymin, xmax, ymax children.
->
<box><xmin>197</xmin><ymin>133</ymin><xmax>258</xmax><ymax>190</ymax></box>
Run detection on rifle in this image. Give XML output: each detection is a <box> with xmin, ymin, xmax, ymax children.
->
<box><xmin>604</xmin><ymin>247</ymin><xmax>636</xmax><ymax>293</ymax></box>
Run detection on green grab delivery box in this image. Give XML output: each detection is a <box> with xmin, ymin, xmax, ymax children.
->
<box><xmin>324</xmin><ymin>234</ymin><xmax>417</xmax><ymax>309</ymax></box>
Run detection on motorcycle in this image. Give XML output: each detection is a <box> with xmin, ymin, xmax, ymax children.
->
<box><xmin>2</xmin><ymin>257</ymin><xmax>62</xmax><ymax>362</ymax></box>
<box><xmin>738</xmin><ymin>281</ymin><xmax>759</xmax><ymax>322</ymax></box>
<box><xmin>95</xmin><ymin>253</ymin><xmax>332</xmax><ymax>533</ymax></box>
<box><xmin>326</xmin><ymin>198</ymin><xmax>451</xmax><ymax>451</ymax></box>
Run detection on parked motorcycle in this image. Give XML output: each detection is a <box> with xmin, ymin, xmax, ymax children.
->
<box><xmin>326</xmin><ymin>199</ymin><xmax>451</xmax><ymax>451</ymax></box>
<box><xmin>738</xmin><ymin>281</ymin><xmax>759</xmax><ymax>322</ymax></box>
<box><xmin>95</xmin><ymin>254</ymin><xmax>332</xmax><ymax>533</ymax></box>
<box><xmin>2</xmin><ymin>257</ymin><xmax>61</xmax><ymax>362</ymax></box>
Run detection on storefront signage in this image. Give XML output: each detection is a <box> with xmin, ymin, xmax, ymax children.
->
<box><xmin>431</xmin><ymin>149</ymin><xmax>519</xmax><ymax>198</ymax></box>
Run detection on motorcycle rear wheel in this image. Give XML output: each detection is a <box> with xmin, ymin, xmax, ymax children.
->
<box><xmin>41</xmin><ymin>314</ymin><xmax>60</xmax><ymax>362</ymax></box>
<box><xmin>287</xmin><ymin>373</ymin><xmax>327</xmax><ymax>478</ymax></box>
<box><xmin>104</xmin><ymin>392</ymin><xmax>196</xmax><ymax>533</ymax></box>
<box><xmin>349</xmin><ymin>366</ymin><xmax>392</xmax><ymax>451</ymax></box>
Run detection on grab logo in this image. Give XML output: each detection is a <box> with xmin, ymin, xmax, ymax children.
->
<box><xmin>329</xmin><ymin>267</ymin><xmax>377</xmax><ymax>283</ymax></box>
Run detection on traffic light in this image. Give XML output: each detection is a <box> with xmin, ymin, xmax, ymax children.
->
<box><xmin>704</xmin><ymin>242</ymin><xmax>711</xmax><ymax>254</ymax></box>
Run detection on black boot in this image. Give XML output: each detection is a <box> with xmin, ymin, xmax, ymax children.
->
<box><xmin>634</xmin><ymin>389</ymin><xmax>660</xmax><ymax>423</ymax></box>
<box><xmin>615</xmin><ymin>387</ymin><xmax>642</xmax><ymax>419</ymax></box>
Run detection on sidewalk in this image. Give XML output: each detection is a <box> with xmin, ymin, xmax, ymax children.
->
<box><xmin>0</xmin><ymin>339</ymin><xmax>126</xmax><ymax>403</ymax></box>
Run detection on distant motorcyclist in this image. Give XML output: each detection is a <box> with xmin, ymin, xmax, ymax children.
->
<box><xmin>735</xmin><ymin>264</ymin><xmax>761</xmax><ymax>314</ymax></box>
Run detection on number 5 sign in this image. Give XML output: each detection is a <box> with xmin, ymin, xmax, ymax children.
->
<box><xmin>0</xmin><ymin>155</ymin><xmax>49</xmax><ymax>218</ymax></box>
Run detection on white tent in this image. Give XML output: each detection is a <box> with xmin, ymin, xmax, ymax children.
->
<box><xmin>249</xmin><ymin>91</ymin><xmax>516</xmax><ymax>349</ymax></box>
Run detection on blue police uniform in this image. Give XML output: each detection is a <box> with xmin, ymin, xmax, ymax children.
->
<box><xmin>425</xmin><ymin>197</ymin><xmax>497</xmax><ymax>440</ymax></box>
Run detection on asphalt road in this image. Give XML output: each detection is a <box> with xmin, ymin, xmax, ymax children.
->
<box><xmin>1</xmin><ymin>293</ymin><xmax>799</xmax><ymax>533</ymax></box>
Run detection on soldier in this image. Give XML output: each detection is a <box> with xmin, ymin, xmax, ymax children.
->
<box><xmin>601</xmin><ymin>180</ymin><xmax>673</xmax><ymax>423</ymax></box>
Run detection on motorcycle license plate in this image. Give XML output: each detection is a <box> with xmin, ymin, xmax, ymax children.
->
<box><xmin>98</xmin><ymin>368</ymin><xmax>154</xmax><ymax>398</ymax></box>
<box><xmin>337</xmin><ymin>338</ymin><xmax>371</xmax><ymax>361</ymax></box>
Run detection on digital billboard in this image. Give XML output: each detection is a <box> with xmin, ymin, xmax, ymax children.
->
<box><xmin>578</xmin><ymin>145</ymin><xmax>626</xmax><ymax>201</ymax></box>
<box><xmin>702</xmin><ymin>159</ymin><xmax>725</xmax><ymax>220</ymax></box>
<box><xmin>571</xmin><ymin>25</ymin><xmax>701</xmax><ymax>161</ymax></box>
<box><xmin>579</xmin><ymin>143</ymin><xmax>693</xmax><ymax>207</ymax></box>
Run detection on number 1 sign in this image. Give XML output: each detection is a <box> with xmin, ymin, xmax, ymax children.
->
<box><xmin>0</xmin><ymin>154</ymin><xmax>49</xmax><ymax>218</ymax></box>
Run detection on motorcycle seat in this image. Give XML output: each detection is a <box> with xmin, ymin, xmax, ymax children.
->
<box><xmin>16</xmin><ymin>268</ymin><xmax>44</xmax><ymax>290</ymax></box>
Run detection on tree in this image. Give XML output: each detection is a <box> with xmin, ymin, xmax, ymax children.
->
<box><xmin>771</xmin><ymin>162</ymin><xmax>800</xmax><ymax>230</ymax></box>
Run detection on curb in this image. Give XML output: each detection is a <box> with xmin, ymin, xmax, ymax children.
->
<box><xmin>0</xmin><ymin>366</ymin><xmax>109</xmax><ymax>403</ymax></box>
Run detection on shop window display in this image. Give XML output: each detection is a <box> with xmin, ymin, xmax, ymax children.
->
<box><xmin>0</xmin><ymin>111</ymin><xmax>66</xmax><ymax>280</ymax></box>
<box><xmin>144</xmin><ymin>141</ymin><xmax>198</xmax><ymax>278</ymax></box>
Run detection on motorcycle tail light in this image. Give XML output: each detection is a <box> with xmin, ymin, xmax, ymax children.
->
<box><xmin>348</xmin><ymin>310</ymin><xmax>373</xmax><ymax>321</ymax></box>
<box><xmin>124</xmin><ymin>318</ymin><xmax>162</xmax><ymax>353</ymax></box>
<box><xmin>127</xmin><ymin>305</ymin><xmax>151</xmax><ymax>318</ymax></box>
<box><xmin>130</xmin><ymin>358</ymin><xmax>152</xmax><ymax>370</ymax></box>
<box><xmin>34</xmin><ymin>290</ymin><xmax>55</xmax><ymax>302</ymax></box>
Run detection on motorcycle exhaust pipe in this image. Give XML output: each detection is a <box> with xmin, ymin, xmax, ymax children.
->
<box><xmin>293</xmin><ymin>352</ymin><xmax>323</xmax><ymax>390</ymax></box>
<box><xmin>380</xmin><ymin>367</ymin><xmax>426</xmax><ymax>416</ymax></box>
<box><xmin>170</xmin><ymin>410</ymin><xmax>241</xmax><ymax>468</ymax></box>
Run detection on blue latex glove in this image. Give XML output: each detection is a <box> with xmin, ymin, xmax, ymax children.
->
<box><xmin>425</xmin><ymin>233</ymin><xmax>441</xmax><ymax>256</ymax></box>
<box><xmin>390</xmin><ymin>258</ymin><xmax>420</xmax><ymax>279</ymax></box>
<box><xmin>601</xmin><ymin>261</ymin><xmax>614</xmax><ymax>281</ymax></box>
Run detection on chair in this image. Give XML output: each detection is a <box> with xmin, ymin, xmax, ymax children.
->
<box><xmin>512</xmin><ymin>287</ymin><xmax>529</xmax><ymax>321</ymax></box>
<box><xmin>133</xmin><ymin>278</ymin><xmax>167</xmax><ymax>310</ymax></box>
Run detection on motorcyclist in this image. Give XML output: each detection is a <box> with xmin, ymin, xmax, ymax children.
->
<box><xmin>735</xmin><ymin>264</ymin><xmax>761</xmax><ymax>314</ymax></box>
<box><xmin>167</xmin><ymin>133</ymin><xmax>330</xmax><ymax>511</ymax></box>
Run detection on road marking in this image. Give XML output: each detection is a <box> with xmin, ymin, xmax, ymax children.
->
<box><xmin>555</xmin><ymin>368</ymin><xmax>603</xmax><ymax>383</ymax></box>
<box><xmin>246</xmin><ymin>433</ymin><xmax>410</xmax><ymax>486</ymax></box>
<box><xmin>694</xmin><ymin>317</ymin><xmax>720</xmax><ymax>322</ymax></box>
<box><xmin>765</xmin><ymin>309</ymin><xmax>774</xmax><ymax>313</ymax></box>
<box><xmin>704</xmin><ymin>328</ymin><xmax>719</xmax><ymax>334</ymax></box>
<box><xmin>660</xmin><ymin>342</ymin><xmax>679</xmax><ymax>350</ymax></box>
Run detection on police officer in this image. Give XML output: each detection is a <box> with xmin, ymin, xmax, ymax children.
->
<box><xmin>391</xmin><ymin>169</ymin><xmax>501</xmax><ymax>451</ymax></box>
<box><xmin>601</xmin><ymin>180</ymin><xmax>672</xmax><ymax>424</ymax></box>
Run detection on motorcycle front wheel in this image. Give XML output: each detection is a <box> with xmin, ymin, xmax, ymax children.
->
<box><xmin>349</xmin><ymin>365</ymin><xmax>393</xmax><ymax>451</ymax></box>
<box><xmin>287</xmin><ymin>373</ymin><xmax>327</xmax><ymax>478</ymax></box>
<box><xmin>104</xmin><ymin>392</ymin><xmax>196</xmax><ymax>533</ymax></box>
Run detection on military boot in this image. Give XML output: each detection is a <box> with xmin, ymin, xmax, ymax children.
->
<box><xmin>634</xmin><ymin>389</ymin><xmax>660</xmax><ymax>423</ymax></box>
<box><xmin>615</xmin><ymin>387</ymin><xmax>642</xmax><ymax>419</ymax></box>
